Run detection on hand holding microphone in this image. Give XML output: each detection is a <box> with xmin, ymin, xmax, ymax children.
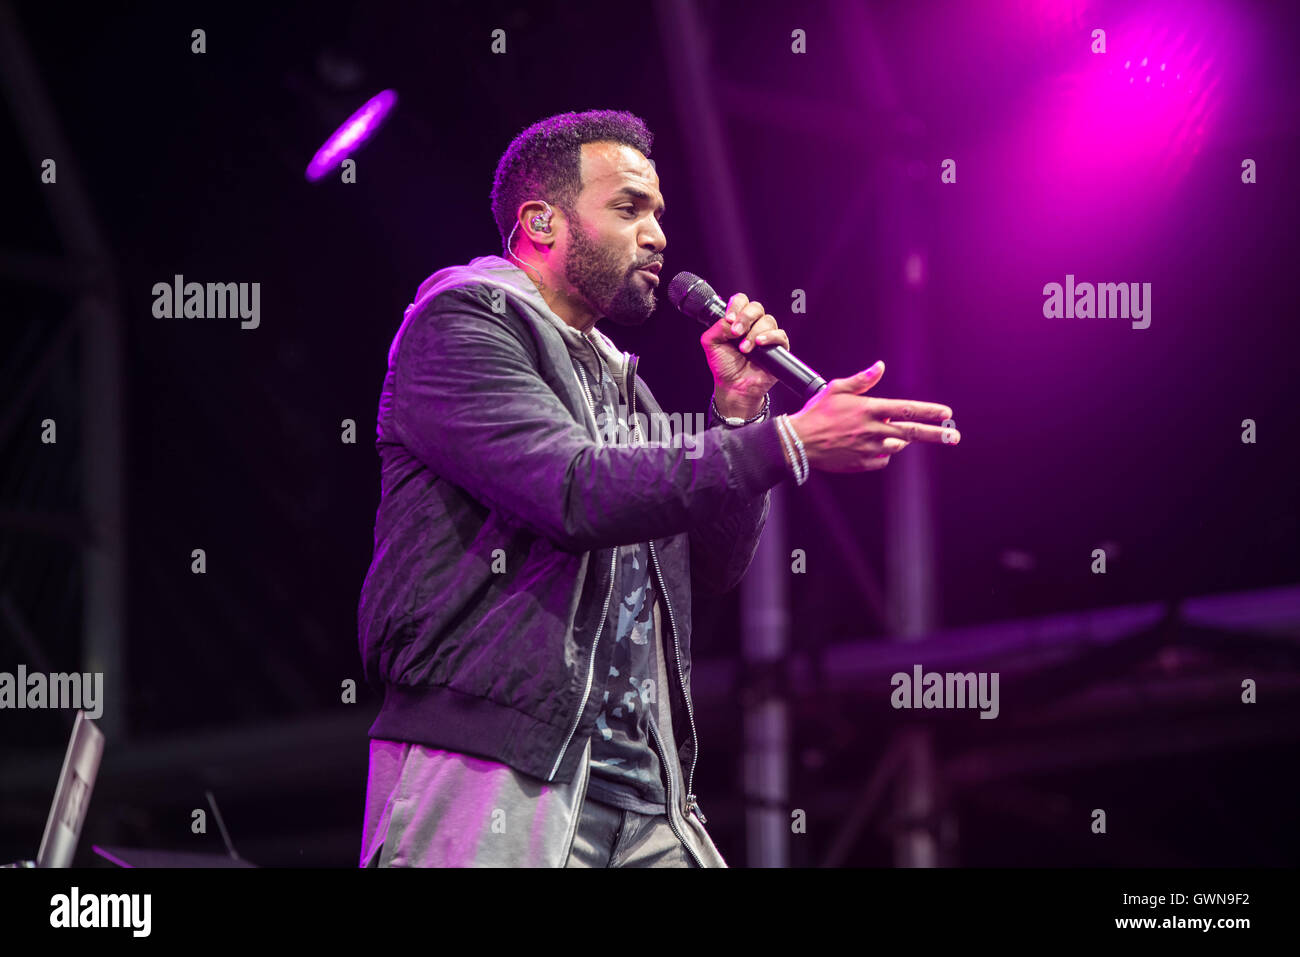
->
<box><xmin>669</xmin><ymin>272</ymin><xmax>827</xmax><ymax>402</ymax></box>
<box><xmin>669</xmin><ymin>271</ymin><xmax>960</xmax><ymax>475</ymax></box>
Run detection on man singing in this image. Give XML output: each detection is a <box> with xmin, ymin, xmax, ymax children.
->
<box><xmin>357</xmin><ymin>109</ymin><xmax>958</xmax><ymax>867</ymax></box>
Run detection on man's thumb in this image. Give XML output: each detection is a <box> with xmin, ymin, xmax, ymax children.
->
<box><xmin>831</xmin><ymin>360</ymin><xmax>885</xmax><ymax>393</ymax></box>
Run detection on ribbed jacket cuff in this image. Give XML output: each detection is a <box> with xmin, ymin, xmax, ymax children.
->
<box><xmin>722</xmin><ymin>417</ymin><xmax>795</xmax><ymax>497</ymax></box>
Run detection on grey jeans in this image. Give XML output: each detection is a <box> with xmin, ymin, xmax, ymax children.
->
<box><xmin>359</xmin><ymin>735</ymin><xmax>727</xmax><ymax>868</ymax></box>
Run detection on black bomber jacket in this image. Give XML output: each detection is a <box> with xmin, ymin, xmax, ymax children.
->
<box><xmin>357</xmin><ymin>254</ymin><xmax>792</xmax><ymax>813</ymax></box>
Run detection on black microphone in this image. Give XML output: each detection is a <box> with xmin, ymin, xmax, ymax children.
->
<box><xmin>667</xmin><ymin>272</ymin><xmax>828</xmax><ymax>401</ymax></box>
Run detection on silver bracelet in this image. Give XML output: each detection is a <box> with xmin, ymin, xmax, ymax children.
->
<box><xmin>710</xmin><ymin>390</ymin><xmax>770</xmax><ymax>427</ymax></box>
<box><xmin>775</xmin><ymin>415</ymin><xmax>808</xmax><ymax>486</ymax></box>
<box><xmin>784</xmin><ymin>414</ymin><xmax>809</xmax><ymax>482</ymax></box>
<box><xmin>776</xmin><ymin>416</ymin><xmax>806</xmax><ymax>485</ymax></box>
<box><xmin>774</xmin><ymin>416</ymin><xmax>798</xmax><ymax>481</ymax></box>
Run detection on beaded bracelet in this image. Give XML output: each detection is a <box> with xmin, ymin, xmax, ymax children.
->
<box><xmin>709</xmin><ymin>390</ymin><xmax>770</xmax><ymax>427</ymax></box>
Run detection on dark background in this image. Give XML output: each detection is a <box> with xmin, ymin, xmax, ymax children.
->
<box><xmin>2</xmin><ymin>0</ymin><xmax>1296</xmax><ymax>867</ymax></box>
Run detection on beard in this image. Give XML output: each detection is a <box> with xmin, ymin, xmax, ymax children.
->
<box><xmin>563</xmin><ymin>213</ymin><xmax>657</xmax><ymax>327</ymax></box>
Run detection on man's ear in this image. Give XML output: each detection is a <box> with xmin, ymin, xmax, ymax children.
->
<box><xmin>518</xmin><ymin>200</ymin><xmax>557</xmax><ymax>248</ymax></box>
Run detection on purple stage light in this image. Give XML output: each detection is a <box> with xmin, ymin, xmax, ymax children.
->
<box><xmin>304</xmin><ymin>89</ymin><xmax>398</xmax><ymax>182</ymax></box>
<box><xmin>1054</xmin><ymin>9</ymin><xmax>1230</xmax><ymax>187</ymax></box>
<box><xmin>977</xmin><ymin>0</ymin><xmax>1250</xmax><ymax>255</ymax></box>
<box><xmin>926</xmin><ymin>0</ymin><xmax>1257</xmax><ymax>285</ymax></box>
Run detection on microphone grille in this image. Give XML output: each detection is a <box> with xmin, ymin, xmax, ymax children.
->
<box><xmin>667</xmin><ymin>271</ymin><xmax>716</xmax><ymax>317</ymax></box>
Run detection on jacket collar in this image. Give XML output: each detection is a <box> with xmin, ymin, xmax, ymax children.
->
<box><xmin>402</xmin><ymin>254</ymin><xmax>630</xmax><ymax>381</ymax></box>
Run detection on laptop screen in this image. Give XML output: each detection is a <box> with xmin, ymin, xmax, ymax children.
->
<box><xmin>36</xmin><ymin>711</ymin><xmax>104</xmax><ymax>868</ymax></box>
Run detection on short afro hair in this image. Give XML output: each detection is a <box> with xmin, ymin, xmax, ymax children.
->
<box><xmin>490</xmin><ymin>109</ymin><xmax>653</xmax><ymax>255</ymax></box>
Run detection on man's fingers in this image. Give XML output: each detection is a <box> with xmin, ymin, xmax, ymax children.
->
<box><xmin>871</xmin><ymin>420</ymin><xmax>960</xmax><ymax>445</ymax></box>
<box><xmin>724</xmin><ymin>292</ymin><xmax>750</xmax><ymax>321</ymax></box>
<box><xmin>867</xmin><ymin>398</ymin><xmax>954</xmax><ymax>423</ymax></box>
<box><xmin>728</xmin><ymin>300</ymin><xmax>764</xmax><ymax>337</ymax></box>
<box><xmin>741</xmin><ymin>316</ymin><xmax>786</xmax><ymax>353</ymax></box>
<box><xmin>828</xmin><ymin>361</ymin><xmax>885</xmax><ymax>393</ymax></box>
<box><xmin>704</xmin><ymin>293</ymin><xmax>768</xmax><ymax>348</ymax></box>
<box><xmin>701</xmin><ymin>303</ymin><xmax>744</xmax><ymax>347</ymax></box>
<box><xmin>704</xmin><ymin>310</ymin><xmax>786</xmax><ymax>352</ymax></box>
<box><xmin>746</xmin><ymin>327</ymin><xmax>789</xmax><ymax>353</ymax></box>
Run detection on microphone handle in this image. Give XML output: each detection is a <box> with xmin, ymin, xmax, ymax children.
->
<box><xmin>694</xmin><ymin>296</ymin><xmax>828</xmax><ymax>401</ymax></box>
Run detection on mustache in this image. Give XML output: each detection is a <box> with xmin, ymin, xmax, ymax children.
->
<box><xmin>632</xmin><ymin>256</ymin><xmax>664</xmax><ymax>271</ymax></box>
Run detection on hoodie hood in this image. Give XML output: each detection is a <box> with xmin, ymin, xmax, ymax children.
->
<box><xmin>395</xmin><ymin>254</ymin><xmax>629</xmax><ymax>381</ymax></box>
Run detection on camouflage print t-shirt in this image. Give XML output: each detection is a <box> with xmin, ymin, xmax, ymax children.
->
<box><xmin>585</xmin><ymin>542</ymin><xmax>668</xmax><ymax>813</ymax></box>
<box><xmin>567</xmin><ymin>336</ymin><xmax>668</xmax><ymax>814</ymax></box>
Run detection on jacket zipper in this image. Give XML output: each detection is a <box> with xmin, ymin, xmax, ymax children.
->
<box><xmin>645</xmin><ymin>539</ymin><xmax>705</xmax><ymax>824</ymax></box>
<box><xmin>549</xmin><ymin>547</ymin><xmax>616</xmax><ymax>781</ymax></box>
<box><xmin>648</xmin><ymin>714</ymin><xmax>705</xmax><ymax>867</ymax></box>
<box><xmin>625</xmin><ymin>351</ymin><xmax>707</xmax><ymax>827</ymax></box>
<box><xmin>549</xmin><ymin>346</ymin><xmax>618</xmax><ymax>781</ymax></box>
